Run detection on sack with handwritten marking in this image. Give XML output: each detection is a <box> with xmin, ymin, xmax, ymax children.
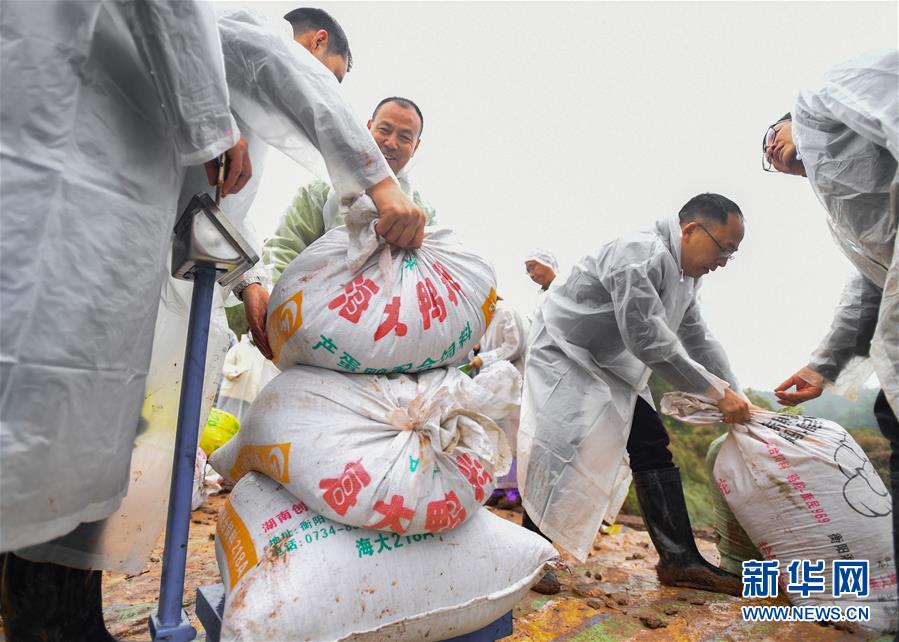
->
<box><xmin>210</xmin><ymin>361</ymin><xmax>519</xmax><ymax>535</ymax></box>
<box><xmin>266</xmin><ymin>196</ymin><xmax>497</xmax><ymax>374</ymax></box>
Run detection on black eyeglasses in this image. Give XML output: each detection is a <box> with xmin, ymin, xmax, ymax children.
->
<box><xmin>762</xmin><ymin>119</ymin><xmax>801</xmax><ymax>172</ymax></box>
<box><xmin>697</xmin><ymin>221</ymin><xmax>737</xmax><ymax>261</ymax></box>
<box><xmin>762</xmin><ymin>123</ymin><xmax>780</xmax><ymax>172</ymax></box>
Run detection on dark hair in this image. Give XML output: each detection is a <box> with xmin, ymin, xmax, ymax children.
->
<box><xmin>776</xmin><ymin>112</ymin><xmax>792</xmax><ymax>124</ymax></box>
<box><xmin>372</xmin><ymin>96</ymin><xmax>424</xmax><ymax>136</ymax></box>
<box><xmin>678</xmin><ymin>193</ymin><xmax>743</xmax><ymax>226</ymax></box>
<box><xmin>284</xmin><ymin>8</ymin><xmax>352</xmax><ymax>71</ymax></box>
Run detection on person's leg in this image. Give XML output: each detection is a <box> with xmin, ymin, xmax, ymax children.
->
<box><xmin>521</xmin><ymin>509</ymin><xmax>549</xmax><ymax>540</ymax></box>
<box><xmin>627</xmin><ymin>397</ymin><xmax>741</xmax><ymax>595</ymax></box>
<box><xmin>0</xmin><ymin>553</ymin><xmax>116</xmax><ymax>642</ymax></box>
<box><xmin>519</xmin><ymin>510</ymin><xmax>559</xmax><ymax>593</ymax></box>
<box><xmin>485</xmin><ymin>488</ymin><xmax>504</xmax><ymax>507</ymax></box>
<box><xmin>626</xmin><ymin>396</ymin><xmax>675</xmax><ymax>473</ymax></box>
<box><xmin>873</xmin><ymin>390</ymin><xmax>899</xmax><ymax>588</ymax></box>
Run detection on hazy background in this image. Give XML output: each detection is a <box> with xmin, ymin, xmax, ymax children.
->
<box><xmin>217</xmin><ymin>0</ymin><xmax>897</xmax><ymax>391</ymax></box>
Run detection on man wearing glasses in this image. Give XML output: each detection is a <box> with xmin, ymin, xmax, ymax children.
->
<box><xmin>762</xmin><ymin>49</ymin><xmax>899</xmax><ymax>576</ymax></box>
<box><xmin>518</xmin><ymin>193</ymin><xmax>750</xmax><ymax>595</ymax></box>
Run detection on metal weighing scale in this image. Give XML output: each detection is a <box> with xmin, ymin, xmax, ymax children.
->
<box><xmin>149</xmin><ymin>159</ymin><xmax>512</xmax><ymax>642</ymax></box>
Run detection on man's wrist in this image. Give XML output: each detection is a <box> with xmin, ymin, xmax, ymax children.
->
<box><xmin>797</xmin><ymin>365</ymin><xmax>827</xmax><ymax>388</ymax></box>
<box><xmin>233</xmin><ymin>277</ymin><xmax>263</xmax><ymax>301</ymax></box>
<box><xmin>365</xmin><ymin>177</ymin><xmax>399</xmax><ymax>206</ymax></box>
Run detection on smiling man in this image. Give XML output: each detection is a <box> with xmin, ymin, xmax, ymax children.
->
<box><xmin>264</xmin><ymin>96</ymin><xmax>437</xmax><ymax>283</ymax></box>
<box><xmin>518</xmin><ymin>193</ymin><xmax>750</xmax><ymax>595</ymax></box>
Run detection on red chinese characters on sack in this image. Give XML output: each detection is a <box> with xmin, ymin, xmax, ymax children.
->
<box><xmin>432</xmin><ymin>261</ymin><xmax>463</xmax><ymax>305</ymax></box>
<box><xmin>319</xmin><ymin>460</ymin><xmax>372</xmax><ymax>516</ymax></box>
<box><xmin>416</xmin><ymin>278</ymin><xmax>447</xmax><ymax>330</ymax></box>
<box><xmin>374</xmin><ymin>296</ymin><xmax>408</xmax><ymax>341</ymax></box>
<box><xmin>425</xmin><ymin>491</ymin><xmax>467</xmax><ymax>532</ymax></box>
<box><xmin>366</xmin><ymin>494</ymin><xmax>415</xmax><ymax>534</ymax></box>
<box><xmin>456</xmin><ymin>453</ymin><xmax>493</xmax><ymax>502</ymax></box>
<box><xmin>328</xmin><ymin>274</ymin><xmax>380</xmax><ymax>324</ymax></box>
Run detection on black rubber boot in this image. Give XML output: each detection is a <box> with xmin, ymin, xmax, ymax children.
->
<box><xmin>633</xmin><ymin>467</ymin><xmax>742</xmax><ymax>596</ymax></box>
<box><xmin>531</xmin><ymin>569</ymin><xmax>561</xmax><ymax>595</ymax></box>
<box><xmin>521</xmin><ymin>510</ymin><xmax>561</xmax><ymax>594</ymax></box>
<box><xmin>0</xmin><ymin>553</ymin><xmax>118</xmax><ymax>642</ymax></box>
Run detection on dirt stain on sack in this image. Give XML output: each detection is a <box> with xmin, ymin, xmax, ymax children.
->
<box><xmin>765</xmin><ymin>470</ymin><xmax>804</xmax><ymax>513</ymax></box>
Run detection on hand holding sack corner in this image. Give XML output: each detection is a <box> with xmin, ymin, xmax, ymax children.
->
<box><xmin>266</xmin><ymin>195</ymin><xmax>498</xmax><ymax>374</ymax></box>
<box><xmin>662</xmin><ymin>392</ymin><xmax>896</xmax><ymax>634</ymax></box>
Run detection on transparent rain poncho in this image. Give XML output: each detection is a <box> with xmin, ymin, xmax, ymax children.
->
<box><xmin>477</xmin><ymin>300</ymin><xmax>527</xmax><ymax>369</ymax></box>
<box><xmin>218</xmin><ymin>10</ymin><xmax>392</xmax><ymax>202</ymax></box>
<box><xmin>792</xmin><ymin>49</ymin><xmax>898</xmax><ymax>412</ymax></box>
<box><xmin>476</xmin><ymin>300</ymin><xmax>528</xmax><ymax>490</ymax></box>
<box><xmin>517</xmin><ymin>216</ymin><xmax>737</xmax><ymax>560</ymax></box>
<box><xmin>15</xmin><ymin>9</ymin><xmax>400</xmax><ymax>572</ymax></box>
<box><xmin>0</xmin><ymin>0</ymin><xmax>238</xmax><ymax>553</ymax></box>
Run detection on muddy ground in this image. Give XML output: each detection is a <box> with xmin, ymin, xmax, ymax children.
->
<box><xmin>58</xmin><ymin>492</ymin><xmax>885</xmax><ymax>641</ymax></box>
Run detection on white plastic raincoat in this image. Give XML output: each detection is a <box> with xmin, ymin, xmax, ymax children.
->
<box><xmin>529</xmin><ymin>283</ymin><xmax>556</xmax><ymax>326</ymax></box>
<box><xmin>15</xmin><ymin>9</ymin><xmax>393</xmax><ymax>572</ymax></box>
<box><xmin>518</xmin><ymin>216</ymin><xmax>737</xmax><ymax>560</ymax></box>
<box><xmin>0</xmin><ymin>0</ymin><xmax>238</xmax><ymax>552</ymax></box>
<box><xmin>216</xmin><ymin>335</ymin><xmax>280</xmax><ymax>425</ymax></box>
<box><xmin>792</xmin><ymin>49</ymin><xmax>899</xmax><ymax>414</ymax></box>
<box><xmin>477</xmin><ymin>300</ymin><xmax>527</xmax><ymax>371</ymax></box>
<box><xmin>476</xmin><ymin>300</ymin><xmax>527</xmax><ymax>488</ymax></box>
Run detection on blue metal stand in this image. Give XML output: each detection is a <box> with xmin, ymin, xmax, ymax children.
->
<box><xmin>444</xmin><ymin>611</ymin><xmax>513</xmax><ymax>641</ymax></box>
<box><xmin>150</xmin><ymin>267</ymin><xmax>217</xmax><ymax>642</ymax></box>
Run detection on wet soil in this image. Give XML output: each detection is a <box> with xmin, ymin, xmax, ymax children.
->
<box><xmin>2</xmin><ymin>495</ymin><xmax>889</xmax><ymax>641</ymax></box>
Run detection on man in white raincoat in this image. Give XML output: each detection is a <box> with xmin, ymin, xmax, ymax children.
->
<box><xmin>0</xmin><ymin>1</ymin><xmax>251</xmax><ymax>638</ymax></box>
<box><xmin>2</xmin><ymin>7</ymin><xmax>426</xmax><ymax>638</ymax></box>
<box><xmin>264</xmin><ymin>95</ymin><xmax>437</xmax><ymax>284</ymax></box>
<box><xmin>468</xmin><ymin>297</ymin><xmax>528</xmax><ymax>507</ymax></box>
<box><xmin>211</xmin><ymin>11</ymin><xmax>427</xmax><ymax>361</ymax></box>
<box><xmin>216</xmin><ymin>334</ymin><xmax>280</xmax><ymax>426</ymax></box>
<box><xmin>518</xmin><ymin>193</ymin><xmax>750</xmax><ymax>595</ymax></box>
<box><xmin>524</xmin><ymin>250</ymin><xmax>558</xmax><ymax>323</ymax></box>
<box><xmin>763</xmin><ymin>49</ymin><xmax>898</xmax><ymax>576</ymax></box>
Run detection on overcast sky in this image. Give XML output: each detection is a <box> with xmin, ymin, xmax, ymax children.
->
<box><xmin>218</xmin><ymin>1</ymin><xmax>896</xmax><ymax>390</ymax></box>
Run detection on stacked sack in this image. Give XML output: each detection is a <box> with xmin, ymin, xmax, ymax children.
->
<box><xmin>210</xmin><ymin>197</ymin><xmax>558</xmax><ymax>641</ymax></box>
<box><xmin>662</xmin><ymin>392</ymin><xmax>897</xmax><ymax>635</ymax></box>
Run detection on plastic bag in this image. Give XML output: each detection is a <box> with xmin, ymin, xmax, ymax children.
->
<box><xmin>201</xmin><ymin>408</ymin><xmax>241</xmax><ymax>457</ymax></box>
